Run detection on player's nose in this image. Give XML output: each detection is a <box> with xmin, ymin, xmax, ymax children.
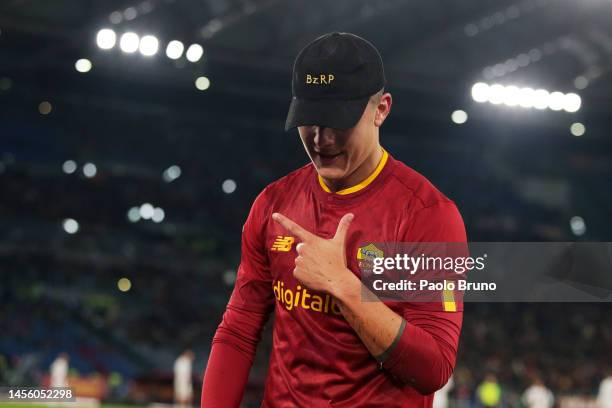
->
<box><xmin>313</xmin><ymin>126</ymin><xmax>337</xmax><ymax>148</ymax></box>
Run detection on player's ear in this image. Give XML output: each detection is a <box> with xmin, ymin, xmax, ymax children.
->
<box><xmin>374</xmin><ymin>93</ymin><xmax>392</xmax><ymax>127</ymax></box>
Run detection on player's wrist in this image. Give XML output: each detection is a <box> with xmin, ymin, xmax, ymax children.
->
<box><xmin>329</xmin><ymin>269</ymin><xmax>361</xmax><ymax>304</ymax></box>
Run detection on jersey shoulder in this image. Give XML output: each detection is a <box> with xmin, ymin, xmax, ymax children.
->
<box><xmin>387</xmin><ymin>157</ymin><xmax>455</xmax><ymax>211</ymax></box>
<box><xmin>258</xmin><ymin>162</ymin><xmax>314</xmax><ymax>202</ymax></box>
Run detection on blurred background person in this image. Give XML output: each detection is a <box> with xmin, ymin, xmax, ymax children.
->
<box><xmin>173</xmin><ymin>349</ymin><xmax>194</xmax><ymax>407</ymax></box>
<box><xmin>597</xmin><ymin>372</ymin><xmax>612</xmax><ymax>408</ymax></box>
<box><xmin>477</xmin><ymin>374</ymin><xmax>502</xmax><ymax>408</ymax></box>
<box><xmin>433</xmin><ymin>375</ymin><xmax>454</xmax><ymax>408</ymax></box>
<box><xmin>49</xmin><ymin>352</ymin><xmax>69</xmax><ymax>388</ymax></box>
<box><xmin>522</xmin><ymin>376</ymin><xmax>554</xmax><ymax>408</ymax></box>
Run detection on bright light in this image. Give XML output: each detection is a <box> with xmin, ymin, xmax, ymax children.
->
<box><xmin>166</xmin><ymin>40</ymin><xmax>184</xmax><ymax>59</ymax></box>
<box><xmin>120</xmin><ymin>32</ymin><xmax>140</xmax><ymax>53</ymax></box>
<box><xmin>471</xmin><ymin>82</ymin><xmax>581</xmax><ymax>113</ymax></box>
<box><xmin>516</xmin><ymin>54</ymin><xmax>530</xmax><ymax>67</ymax></box>
<box><xmin>451</xmin><ymin>110</ymin><xmax>468</xmax><ymax>124</ymax></box>
<box><xmin>63</xmin><ymin>218</ymin><xmax>79</xmax><ymax>234</ymax></box>
<box><xmin>489</xmin><ymin>84</ymin><xmax>505</xmax><ymax>105</ymax></box>
<box><xmin>195</xmin><ymin>76</ymin><xmax>210</xmax><ymax>91</ymax></box>
<box><xmin>139</xmin><ymin>35</ymin><xmax>159</xmax><ymax>56</ymax></box>
<box><xmin>570</xmin><ymin>216</ymin><xmax>586</xmax><ymax>236</ymax></box>
<box><xmin>186</xmin><ymin>44</ymin><xmax>203</xmax><ymax>62</ymax></box>
<box><xmin>162</xmin><ymin>165</ymin><xmax>181</xmax><ymax>182</ymax></box>
<box><xmin>528</xmin><ymin>48</ymin><xmax>542</xmax><ymax>62</ymax></box>
<box><xmin>152</xmin><ymin>207</ymin><xmax>165</xmax><ymax>223</ymax></box>
<box><xmin>548</xmin><ymin>91</ymin><xmax>565</xmax><ymax>111</ymax></box>
<box><xmin>222</xmin><ymin>179</ymin><xmax>237</xmax><ymax>194</ymax></box>
<box><xmin>140</xmin><ymin>203</ymin><xmax>154</xmax><ymax>219</ymax></box>
<box><xmin>570</xmin><ymin>122</ymin><xmax>585</xmax><ymax>137</ymax></box>
<box><xmin>62</xmin><ymin>160</ymin><xmax>77</xmax><ymax>174</ymax></box>
<box><xmin>501</xmin><ymin>85</ymin><xmax>520</xmax><ymax>106</ymax></box>
<box><xmin>117</xmin><ymin>277</ymin><xmax>132</xmax><ymax>292</ymax></box>
<box><xmin>563</xmin><ymin>93</ymin><xmax>581</xmax><ymax>113</ymax></box>
<box><xmin>471</xmin><ymin>82</ymin><xmax>490</xmax><ymax>103</ymax></box>
<box><xmin>574</xmin><ymin>76</ymin><xmax>588</xmax><ymax>90</ymax></box>
<box><xmin>518</xmin><ymin>88</ymin><xmax>535</xmax><ymax>108</ymax></box>
<box><xmin>75</xmin><ymin>59</ymin><xmax>92</xmax><ymax>73</ymax></box>
<box><xmin>83</xmin><ymin>162</ymin><xmax>97</xmax><ymax>178</ymax></box>
<box><xmin>123</xmin><ymin>7</ymin><xmax>138</xmax><ymax>21</ymax></box>
<box><xmin>127</xmin><ymin>207</ymin><xmax>141</xmax><ymax>222</ymax></box>
<box><xmin>532</xmin><ymin>89</ymin><xmax>549</xmax><ymax>110</ymax></box>
<box><xmin>109</xmin><ymin>11</ymin><xmax>123</xmax><ymax>24</ymax></box>
<box><xmin>97</xmin><ymin>29</ymin><xmax>117</xmax><ymax>49</ymax></box>
<box><xmin>39</xmin><ymin>101</ymin><xmax>52</xmax><ymax>115</ymax></box>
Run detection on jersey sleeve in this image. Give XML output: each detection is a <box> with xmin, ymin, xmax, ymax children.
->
<box><xmin>381</xmin><ymin>200</ymin><xmax>467</xmax><ymax>395</ymax></box>
<box><xmin>201</xmin><ymin>188</ymin><xmax>276</xmax><ymax>407</ymax></box>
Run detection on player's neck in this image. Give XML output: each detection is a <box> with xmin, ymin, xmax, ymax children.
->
<box><xmin>322</xmin><ymin>146</ymin><xmax>384</xmax><ymax>193</ymax></box>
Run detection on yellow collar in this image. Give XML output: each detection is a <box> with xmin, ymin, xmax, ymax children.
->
<box><xmin>318</xmin><ymin>148</ymin><xmax>389</xmax><ymax>195</ymax></box>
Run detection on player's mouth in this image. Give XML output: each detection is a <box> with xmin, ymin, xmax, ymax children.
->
<box><xmin>316</xmin><ymin>151</ymin><xmax>343</xmax><ymax>166</ymax></box>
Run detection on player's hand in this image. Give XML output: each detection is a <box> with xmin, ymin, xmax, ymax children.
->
<box><xmin>272</xmin><ymin>212</ymin><xmax>356</xmax><ymax>296</ymax></box>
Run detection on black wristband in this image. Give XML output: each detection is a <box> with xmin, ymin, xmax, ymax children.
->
<box><xmin>375</xmin><ymin>318</ymin><xmax>407</xmax><ymax>366</ymax></box>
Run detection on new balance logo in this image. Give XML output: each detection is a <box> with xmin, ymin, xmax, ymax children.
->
<box><xmin>271</xmin><ymin>236</ymin><xmax>295</xmax><ymax>252</ymax></box>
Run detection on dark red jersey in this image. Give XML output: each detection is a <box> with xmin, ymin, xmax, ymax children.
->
<box><xmin>202</xmin><ymin>149</ymin><xmax>467</xmax><ymax>407</ymax></box>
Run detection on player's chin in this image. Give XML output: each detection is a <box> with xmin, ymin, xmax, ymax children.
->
<box><xmin>315</xmin><ymin>165</ymin><xmax>347</xmax><ymax>180</ymax></box>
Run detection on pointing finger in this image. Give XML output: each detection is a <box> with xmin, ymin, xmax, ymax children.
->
<box><xmin>272</xmin><ymin>212</ymin><xmax>314</xmax><ymax>242</ymax></box>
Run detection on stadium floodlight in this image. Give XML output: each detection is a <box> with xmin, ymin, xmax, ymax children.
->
<box><xmin>186</xmin><ymin>44</ymin><xmax>204</xmax><ymax>62</ymax></box>
<box><xmin>139</xmin><ymin>35</ymin><xmax>159</xmax><ymax>56</ymax></box>
<box><xmin>96</xmin><ymin>28</ymin><xmax>117</xmax><ymax>49</ymax></box>
<box><xmin>574</xmin><ymin>76</ymin><xmax>588</xmax><ymax>90</ymax></box>
<box><xmin>548</xmin><ymin>92</ymin><xmax>565</xmax><ymax>111</ymax></box>
<box><xmin>532</xmin><ymin>89</ymin><xmax>549</xmax><ymax>110</ymax></box>
<box><xmin>195</xmin><ymin>76</ymin><xmax>210</xmax><ymax>91</ymax></box>
<box><xmin>152</xmin><ymin>207</ymin><xmax>165</xmax><ymax>223</ymax></box>
<box><xmin>127</xmin><ymin>207</ymin><xmax>141</xmax><ymax>222</ymax></box>
<box><xmin>162</xmin><ymin>165</ymin><xmax>182</xmax><ymax>182</ymax></box>
<box><xmin>570</xmin><ymin>216</ymin><xmax>586</xmax><ymax>236</ymax></box>
<box><xmin>222</xmin><ymin>179</ymin><xmax>237</xmax><ymax>194</ymax></box>
<box><xmin>471</xmin><ymin>82</ymin><xmax>581</xmax><ymax>113</ymax></box>
<box><xmin>39</xmin><ymin>101</ymin><xmax>52</xmax><ymax>115</ymax></box>
<box><xmin>570</xmin><ymin>122</ymin><xmax>585</xmax><ymax>137</ymax></box>
<box><xmin>62</xmin><ymin>218</ymin><xmax>79</xmax><ymax>234</ymax></box>
<box><xmin>488</xmin><ymin>84</ymin><xmax>505</xmax><ymax>105</ymax></box>
<box><xmin>75</xmin><ymin>59</ymin><xmax>92</xmax><ymax>73</ymax></box>
<box><xmin>471</xmin><ymin>83</ymin><xmax>490</xmax><ymax>103</ymax></box>
<box><xmin>139</xmin><ymin>203</ymin><xmax>155</xmax><ymax>219</ymax></box>
<box><xmin>451</xmin><ymin>110</ymin><xmax>468</xmax><ymax>124</ymax></box>
<box><xmin>117</xmin><ymin>277</ymin><xmax>132</xmax><ymax>292</ymax></box>
<box><xmin>62</xmin><ymin>160</ymin><xmax>77</xmax><ymax>174</ymax></box>
<box><xmin>517</xmin><ymin>88</ymin><xmax>535</xmax><ymax>108</ymax></box>
<box><xmin>563</xmin><ymin>93</ymin><xmax>581</xmax><ymax>113</ymax></box>
<box><xmin>109</xmin><ymin>11</ymin><xmax>122</xmax><ymax>24</ymax></box>
<box><xmin>123</xmin><ymin>7</ymin><xmax>138</xmax><ymax>21</ymax></box>
<box><xmin>120</xmin><ymin>32</ymin><xmax>140</xmax><ymax>53</ymax></box>
<box><xmin>502</xmin><ymin>85</ymin><xmax>520</xmax><ymax>107</ymax></box>
<box><xmin>83</xmin><ymin>162</ymin><xmax>97</xmax><ymax>178</ymax></box>
<box><xmin>166</xmin><ymin>40</ymin><xmax>185</xmax><ymax>60</ymax></box>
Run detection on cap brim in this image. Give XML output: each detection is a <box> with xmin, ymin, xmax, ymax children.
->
<box><xmin>284</xmin><ymin>96</ymin><xmax>370</xmax><ymax>131</ymax></box>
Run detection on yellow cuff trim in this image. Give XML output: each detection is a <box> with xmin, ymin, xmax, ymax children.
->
<box><xmin>318</xmin><ymin>148</ymin><xmax>389</xmax><ymax>195</ymax></box>
<box><xmin>443</xmin><ymin>280</ymin><xmax>457</xmax><ymax>312</ymax></box>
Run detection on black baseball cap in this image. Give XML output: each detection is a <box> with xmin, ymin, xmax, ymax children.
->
<box><xmin>284</xmin><ymin>32</ymin><xmax>386</xmax><ymax>131</ymax></box>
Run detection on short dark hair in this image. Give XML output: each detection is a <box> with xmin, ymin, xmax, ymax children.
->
<box><xmin>369</xmin><ymin>88</ymin><xmax>385</xmax><ymax>105</ymax></box>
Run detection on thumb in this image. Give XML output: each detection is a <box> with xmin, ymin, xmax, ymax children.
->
<box><xmin>333</xmin><ymin>213</ymin><xmax>354</xmax><ymax>245</ymax></box>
